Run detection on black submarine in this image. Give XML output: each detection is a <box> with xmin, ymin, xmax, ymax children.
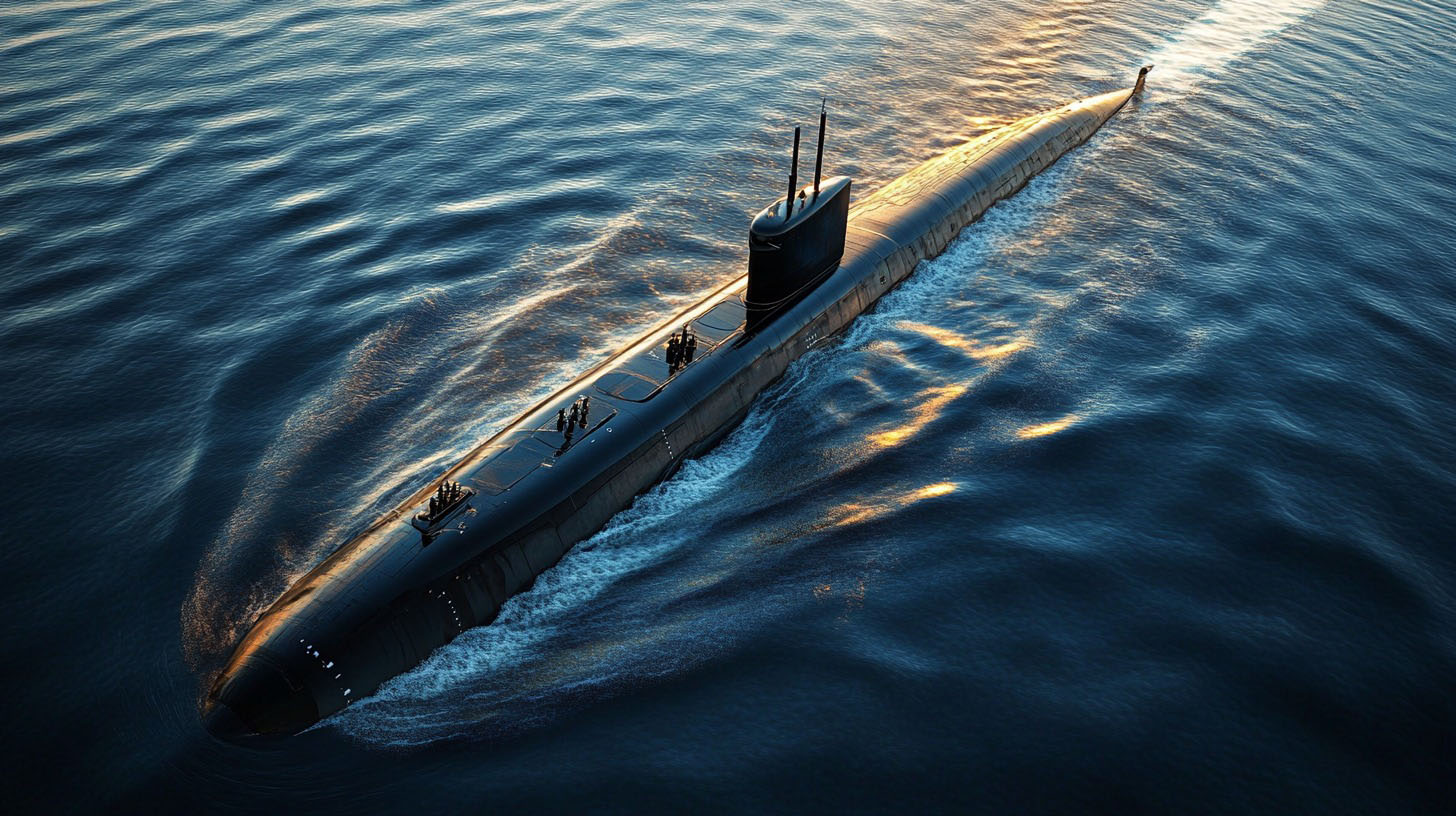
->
<box><xmin>204</xmin><ymin>67</ymin><xmax>1152</xmax><ymax>737</ymax></box>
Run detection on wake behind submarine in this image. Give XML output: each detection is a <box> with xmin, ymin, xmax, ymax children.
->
<box><xmin>203</xmin><ymin>67</ymin><xmax>1153</xmax><ymax>737</ymax></box>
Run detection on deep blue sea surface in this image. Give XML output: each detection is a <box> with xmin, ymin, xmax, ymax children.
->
<box><xmin>4</xmin><ymin>0</ymin><xmax>1456</xmax><ymax>811</ymax></box>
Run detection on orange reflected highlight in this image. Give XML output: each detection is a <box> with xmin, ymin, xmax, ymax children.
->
<box><xmin>865</xmin><ymin>383</ymin><xmax>966</xmax><ymax>448</ymax></box>
<box><xmin>827</xmin><ymin>502</ymin><xmax>883</xmax><ymax>528</ymax></box>
<box><xmin>895</xmin><ymin>321</ymin><xmax>1029</xmax><ymax>360</ymax></box>
<box><xmin>826</xmin><ymin>481</ymin><xmax>960</xmax><ymax>529</ymax></box>
<box><xmin>908</xmin><ymin>481</ymin><xmax>957</xmax><ymax>500</ymax></box>
<box><xmin>975</xmin><ymin>341</ymin><xmax>1027</xmax><ymax>359</ymax></box>
<box><xmin>1017</xmin><ymin>414</ymin><xmax>1079</xmax><ymax>439</ymax></box>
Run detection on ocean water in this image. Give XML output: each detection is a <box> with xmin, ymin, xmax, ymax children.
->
<box><xmin>4</xmin><ymin>0</ymin><xmax>1456</xmax><ymax>811</ymax></box>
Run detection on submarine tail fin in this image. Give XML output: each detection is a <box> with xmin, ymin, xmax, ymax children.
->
<box><xmin>1135</xmin><ymin>64</ymin><xmax>1154</xmax><ymax>94</ymax></box>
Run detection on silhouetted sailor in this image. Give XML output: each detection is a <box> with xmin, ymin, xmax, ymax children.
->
<box><xmin>568</xmin><ymin>402</ymin><xmax>579</xmax><ymax>427</ymax></box>
<box><xmin>666</xmin><ymin>335</ymin><xmax>679</xmax><ymax>370</ymax></box>
<box><xmin>579</xmin><ymin>396</ymin><xmax>590</xmax><ymax>427</ymax></box>
<box><xmin>557</xmin><ymin>409</ymin><xmax>566</xmax><ymax>431</ymax></box>
<box><xmin>685</xmin><ymin>331</ymin><xmax>697</xmax><ymax>363</ymax></box>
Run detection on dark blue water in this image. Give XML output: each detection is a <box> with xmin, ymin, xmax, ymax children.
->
<box><xmin>5</xmin><ymin>0</ymin><xmax>1456</xmax><ymax>811</ymax></box>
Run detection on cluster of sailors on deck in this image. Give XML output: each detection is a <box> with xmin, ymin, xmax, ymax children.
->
<box><xmin>557</xmin><ymin>395</ymin><xmax>591</xmax><ymax>437</ymax></box>
<box><xmin>427</xmin><ymin>480</ymin><xmax>466</xmax><ymax>520</ymax></box>
<box><xmin>666</xmin><ymin>325</ymin><xmax>697</xmax><ymax>373</ymax></box>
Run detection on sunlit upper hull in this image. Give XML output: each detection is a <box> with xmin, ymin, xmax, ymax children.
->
<box><xmin>204</xmin><ymin>71</ymin><xmax>1149</xmax><ymax>738</ymax></box>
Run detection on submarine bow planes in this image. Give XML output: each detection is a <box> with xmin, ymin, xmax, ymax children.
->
<box><xmin>204</xmin><ymin>67</ymin><xmax>1153</xmax><ymax>737</ymax></box>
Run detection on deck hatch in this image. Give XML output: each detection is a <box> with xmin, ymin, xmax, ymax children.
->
<box><xmin>695</xmin><ymin>300</ymin><xmax>747</xmax><ymax>333</ymax></box>
<box><xmin>594</xmin><ymin>371</ymin><xmax>659</xmax><ymax>402</ymax></box>
<box><xmin>470</xmin><ymin>434</ymin><xmax>554</xmax><ymax>494</ymax></box>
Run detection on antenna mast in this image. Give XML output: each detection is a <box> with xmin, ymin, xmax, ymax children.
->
<box><xmin>813</xmin><ymin>98</ymin><xmax>826</xmax><ymax>200</ymax></box>
<box><xmin>785</xmin><ymin>126</ymin><xmax>801</xmax><ymax>222</ymax></box>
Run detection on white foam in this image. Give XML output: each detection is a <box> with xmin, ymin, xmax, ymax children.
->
<box><xmin>330</xmin><ymin>393</ymin><xmax>782</xmax><ymax>743</ymax></box>
<box><xmin>1148</xmin><ymin>0</ymin><xmax>1325</xmax><ymax>96</ymax></box>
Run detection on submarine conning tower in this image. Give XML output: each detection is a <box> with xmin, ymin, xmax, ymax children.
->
<box><xmin>746</xmin><ymin>101</ymin><xmax>852</xmax><ymax>330</ymax></box>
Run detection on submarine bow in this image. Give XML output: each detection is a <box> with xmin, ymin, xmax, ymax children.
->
<box><xmin>204</xmin><ymin>68</ymin><xmax>1151</xmax><ymax>737</ymax></box>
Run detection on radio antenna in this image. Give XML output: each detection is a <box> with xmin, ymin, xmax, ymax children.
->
<box><xmin>785</xmin><ymin>126</ymin><xmax>801</xmax><ymax>222</ymax></box>
<box><xmin>813</xmin><ymin>98</ymin><xmax>826</xmax><ymax>200</ymax></box>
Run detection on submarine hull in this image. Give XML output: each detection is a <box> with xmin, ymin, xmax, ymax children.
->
<box><xmin>205</xmin><ymin>81</ymin><xmax>1145</xmax><ymax>736</ymax></box>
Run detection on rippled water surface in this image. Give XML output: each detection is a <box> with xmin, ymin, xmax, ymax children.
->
<box><xmin>4</xmin><ymin>0</ymin><xmax>1456</xmax><ymax>811</ymax></box>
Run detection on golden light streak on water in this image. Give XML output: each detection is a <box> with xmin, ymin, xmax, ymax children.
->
<box><xmin>826</xmin><ymin>480</ymin><xmax>961</xmax><ymax>530</ymax></box>
<box><xmin>907</xmin><ymin>481</ymin><xmax>958</xmax><ymax>500</ymax></box>
<box><xmin>1017</xmin><ymin>414</ymin><xmax>1079</xmax><ymax>439</ymax></box>
<box><xmin>865</xmin><ymin>383</ymin><xmax>967</xmax><ymax>448</ymax></box>
<box><xmin>894</xmin><ymin>321</ymin><xmax>1031</xmax><ymax>360</ymax></box>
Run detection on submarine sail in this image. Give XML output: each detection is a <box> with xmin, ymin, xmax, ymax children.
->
<box><xmin>746</xmin><ymin>103</ymin><xmax>851</xmax><ymax>330</ymax></box>
<box><xmin>204</xmin><ymin>67</ymin><xmax>1152</xmax><ymax>738</ymax></box>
